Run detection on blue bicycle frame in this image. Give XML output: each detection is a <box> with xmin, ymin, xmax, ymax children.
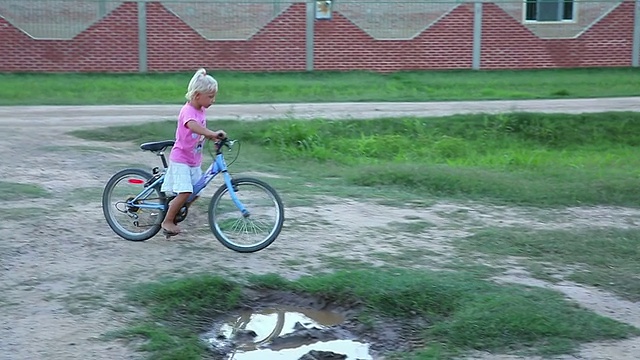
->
<box><xmin>126</xmin><ymin>145</ymin><xmax>250</xmax><ymax>217</ymax></box>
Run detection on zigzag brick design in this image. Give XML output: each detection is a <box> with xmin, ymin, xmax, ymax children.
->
<box><xmin>0</xmin><ymin>1</ymin><xmax>634</xmax><ymax>72</ymax></box>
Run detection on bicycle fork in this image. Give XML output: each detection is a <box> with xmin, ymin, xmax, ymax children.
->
<box><xmin>189</xmin><ymin>155</ymin><xmax>251</xmax><ymax>218</ymax></box>
<box><xmin>222</xmin><ymin>171</ymin><xmax>251</xmax><ymax>218</ymax></box>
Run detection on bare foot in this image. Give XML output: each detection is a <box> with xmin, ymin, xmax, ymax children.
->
<box><xmin>161</xmin><ymin>222</ymin><xmax>180</xmax><ymax>236</ymax></box>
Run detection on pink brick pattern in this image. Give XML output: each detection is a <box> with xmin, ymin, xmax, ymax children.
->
<box><xmin>0</xmin><ymin>2</ymin><xmax>139</xmax><ymax>72</ymax></box>
<box><xmin>480</xmin><ymin>2</ymin><xmax>635</xmax><ymax>69</ymax></box>
<box><xmin>0</xmin><ymin>1</ymin><xmax>635</xmax><ymax>72</ymax></box>
<box><xmin>314</xmin><ymin>4</ymin><xmax>475</xmax><ymax>71</ymax></box>
<box><xmin>145</xmin><ymin>2</ymin><xmax>306</xmax><ymax>72</ymax></box>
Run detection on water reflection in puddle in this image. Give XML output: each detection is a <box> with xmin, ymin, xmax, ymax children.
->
<box><xmin>203</xmin><ymin>306</ymin><xmax>373</xmax><ymax>360</ymax></box>
<box><xmin>226</xmin><ymin>339</ymin><xmax>371</xmax><ymax>360</ymax></box>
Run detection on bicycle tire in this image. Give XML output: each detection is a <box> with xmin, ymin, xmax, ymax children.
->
<box><xmin>102</xmin><ymin>168</ymin><xmax>166</xmax><ymax>241</ymax></box>
<box><xmin>230</xmin><ymin>309</ymin><xmax>286</xmax><ymax>347</ymax></box>
<box><xmin>208</xmin><ymin>177</ymin><xmax>284</xmax><ymax>253</ymax></box>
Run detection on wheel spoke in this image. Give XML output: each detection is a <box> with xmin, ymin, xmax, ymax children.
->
<box><xmin>102</xmin><ymin>169</ymin><xmax>166</xmax><ymax>241</ymax></box>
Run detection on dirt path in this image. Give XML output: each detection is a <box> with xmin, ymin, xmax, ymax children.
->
<box><xmin>1</xmin><ymin>99</ymin><xmax>639</xmax><ymax>360</ymax></box>
<box><xmin>2</xmin><ymin>96</ymin><xmax>638</xmax><ymax>126</ymax></box>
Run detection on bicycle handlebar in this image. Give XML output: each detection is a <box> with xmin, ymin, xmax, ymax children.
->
<box><xmin>213</xmin><ymin>138</ymin><xmax>236</xmax><ymax>154</ymax></box>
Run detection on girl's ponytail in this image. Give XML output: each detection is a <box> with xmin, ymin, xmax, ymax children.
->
<box><xmin>185</xmin><ymin>68</ymin><xmax>218</xmax><ymax>101</ymax></box>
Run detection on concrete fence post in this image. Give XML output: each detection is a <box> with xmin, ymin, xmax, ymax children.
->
<box><xmin>306</xmin><ymin>0</ymin><xmax>315</xmax><ymax>71</ymax></box>
<box><xmin>138</xmin><ymin>0</ymin><xmax>148</xmax><ymax>73</ymax></box>
<box><xmin>98</xmin><ymin>0</ymin><xmax>107</xmax><ymax>18</ymax></box>
<box><xmin>472</xmin><ymin>1</ymin><xmax>483</xmax><ymax>70</ymax></box>
<box><xmin>633</xmin><ymin>0</ymin><xmax>640</xmax><ymax>67</ymax></box>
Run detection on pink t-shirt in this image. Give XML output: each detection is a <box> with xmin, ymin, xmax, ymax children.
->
<box><xmin>169</xmin><ymin>103</ymin><xmax>207</xmax><ymax>167</ymax></box>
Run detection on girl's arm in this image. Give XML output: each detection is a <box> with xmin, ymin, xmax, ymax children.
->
<box><xmin>185</xmin><ymin>120</ymin><xmax>226</xmax><ymax>140</ymax></box>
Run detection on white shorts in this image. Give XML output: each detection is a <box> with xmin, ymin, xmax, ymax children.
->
<box><xmin>160</xmin><ymin>162</ymin><xmax>203</xmax><ymax>194</ymax></box>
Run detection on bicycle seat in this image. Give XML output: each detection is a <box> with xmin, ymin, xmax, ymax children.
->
<box><xmin>140</xmin><ymin>140</ymin><xmax>175</xmax><ymax>152</ymax></box>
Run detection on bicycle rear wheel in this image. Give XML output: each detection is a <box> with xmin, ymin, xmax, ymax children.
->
<box><xmin>102</xmin><ymin>168</ymin><xmax>166</xmax><ymax>241</ymax></box>
<box><xmin>208</xmin><ymin>177</ymin><xmax>284</xmax><ymax>253</ymax></box>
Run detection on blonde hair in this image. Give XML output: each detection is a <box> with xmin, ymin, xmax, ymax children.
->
<box><xmin>185</xmin><ymin>68</ymin><xmax>218</xmax><ymax>101</ymax></box>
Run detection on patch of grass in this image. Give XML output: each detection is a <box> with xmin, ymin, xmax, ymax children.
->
<box><xmin>71</xmin><ymin>112</ymin><xmax>640</xmax><ymax>207</ymax></box>
<box><xmin>67</xmin><ymin>187</ymin><xmax>104</xmax><ymax>202</ymax></box>
<box><xmin>250</xmin><ymin>269</ymin><xmax>639</xmax><ymax>357</ymax></box>
<box><xmin>3</xmin><ymin>68</ymin><xmax>640</xmax><ymax>105</ymax></box>
<box><xmin>526</xmin><ymin>262</ymin><xmax>564</xmax><ymax>284</ymax></box>
<box><xmin>113</xmin><ymin>275</ymin><xmax>241</xmax><ymax>360</ymax></box>
<box><xmin>318</xmin><ymin>255</ymin><xmax>374</xmax><ymax>271</ymax></box>
<box><xmin>349</xmin><ymin>162</ymin><xmax>640</xmax><ymax>207</ymax></box>
<box><xmin>387</xmin><ymin>220</ymin><xmax>436</xmax><ymax>234</ymax></box>
<box><xmin>119</xmin><ymin>269</ymin><xmax>639</xmax><ymax>359</ymax></box>
<box><xmin>127</xmin><ymin>275</ymin><xmax>243</xmax><ymax>321</ymax></box>
<box><xmin>441</xmin><ymin>260</ymin><xmax>502</xmax><ymax>279</ymax></box>
<box><xmin>0</xmin><ymin>181</ymin><xmax>49</xmax><ymax>200</ymax></box>
<box><xmin>281</xmin><ymin>195</ymin><xmax>320</xmax><ymax>207</ymax></box>
<box><xmin>427</xmin><ymin>288</ymin><xmax>622</xmax><ymax>356</ymax></box>
<box><xmin>458</xmin><ymin>228</ymin><xmax>640</xmax><ymax>301</ymax></box>
<box><xmin>107</xmin><ymin>324</ymin><xmax>208</xmax><ymax>360</ymax></box>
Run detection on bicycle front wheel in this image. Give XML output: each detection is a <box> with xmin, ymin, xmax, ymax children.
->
<box><xmin>208</xmin><ymin>177</ymin><xmax>284</xmax><ymax>253</ymax></box>
<box><xmin>102</xmin><ymin>168</ymin><xmax>166</xmax><ymax>241</ymax></box>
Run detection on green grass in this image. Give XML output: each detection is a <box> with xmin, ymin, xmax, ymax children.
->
<box><xmin>458</xmin><ymin>228</ymin><xmax>640</xmax><ymax>302</ymax></box>
<box><xmin>111</xmin><ymin>275</ymin><xmax>241</xmax><ymax>360</ymax></box>
<box><xmin>116</xmin><ymin>269</ymin><xmax>639</xmax><ymax>360</ymax></box>
<box><xmin>0</xmin><ymin>181</ymin><xmax>49</xmax><ymax>200</ymax></box>
<box><xmin>67</xmin><ymin>187</ymin><xmax>105</xmax><ymax>202</ymax></box>
<box><xmin>71</xmin><ymin>111</ymin><xmax>640</xmax><ymax>207</ymax></box>
<box><xmin>2</xmin><ymin>68</ymin><xmax>640</xmax><ymax>105</ymax></box>
<box><xmin>128</xmin><ymin>275</ymin><xmax>241</xmax><ymax>321</ymax></box>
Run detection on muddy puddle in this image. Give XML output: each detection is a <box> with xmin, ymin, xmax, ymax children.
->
<box><xmin>202</xmin><ymin>305</ymin><xmax>374</xmax><ymax>359</ymax></box>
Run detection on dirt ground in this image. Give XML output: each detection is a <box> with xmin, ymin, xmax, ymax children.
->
<box><xmin>1</xmin><ymin>99</ymin><xmax>639</xmax><ymax>360</ymax></box>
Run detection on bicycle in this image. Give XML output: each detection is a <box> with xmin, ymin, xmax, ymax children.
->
<box><xmin>101</xmin><ymin>138</ymin><xmax>284</xmax><ymax>253</ymax></box>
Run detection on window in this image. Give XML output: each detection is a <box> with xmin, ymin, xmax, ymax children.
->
<box><xmin>525</xmin><ymin>0</ymin><xmax>574</xmax><ymax>22</ymax></box>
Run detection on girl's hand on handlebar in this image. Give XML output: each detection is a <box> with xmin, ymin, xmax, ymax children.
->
<box><xmin>207</xmin><ymin>130</ymin><xmax>226</xmax><ymax>140</ymax></box>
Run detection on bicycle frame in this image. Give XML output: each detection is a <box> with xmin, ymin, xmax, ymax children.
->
<box><xmin>126</xmin><ymin>141</ymin><xmax>250</xmax><ymax>217</ymax></box>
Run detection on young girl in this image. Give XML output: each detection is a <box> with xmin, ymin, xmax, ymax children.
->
<box><xmin>161</xmin><ymin>68</ymin><xmax>226</xmax><ymax>237</ymax></box>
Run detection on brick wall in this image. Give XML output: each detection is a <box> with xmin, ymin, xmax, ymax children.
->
<box><xmin>0</xmin><ymin>2</ymin><xmax>139</xmax><ymax>72</ymax></box>
<box><xmin>314</xmin><ymin>4</ymin><xmax>475</xmax><ymax>71</ymax></box>
<box><xmin>0</xmin><ymin>1</ymin><xmax>635</xmax><ymax>72</ymax></box>
<box><xmin>146</xmin><ymin>2</ymin><xmax>306</xmax><ymax>72</ymax></box>
<box><xmin>480</xmin><ymin>2</ymin><xmax>635</xmax><ymax>69</ymax></box>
